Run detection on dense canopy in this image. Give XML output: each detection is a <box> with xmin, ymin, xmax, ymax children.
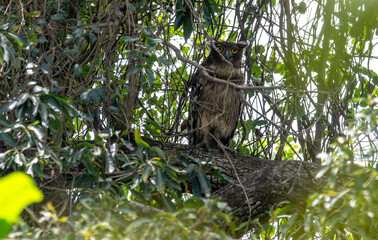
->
<box><xmin>0</xmin><ymin>0</ymin><xmax>377</xmax><ymax>239</ymax></box>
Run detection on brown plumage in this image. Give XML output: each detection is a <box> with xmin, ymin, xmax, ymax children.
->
<box><xmin>188</xmin><ymin>40</ymin><xmax>248</xmax><ymax>149</ymax></box>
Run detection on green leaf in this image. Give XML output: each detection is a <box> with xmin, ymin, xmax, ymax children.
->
<box><xmin>146</xmin><ymin>68</ymin><xmax>155</xmax><ymax>86</ymax></box>
<box><xmin>40</xmin><ymin>63</ymin><xmax>52</xmax><ymax>75</ymax></box>
<box><xmin>149</xmin><ymin>146</ymin><xmax>166</xmax><ymax>160</ymax></box>
<box><xmin>50</xmin><ymin>14</ymin><xmax>66</xmax><ymax>21</ymax></box>
<box><xmin>90</xmin><ymin>25</ymin><xmax>100</xmax><ymax>34</ymax></box>
<box><xmin>46</xmin><ymin>96</ymin><xmax>62</xmax><ymax>112</ymax></box>
<box><xmin>145</xmin><ymin>118</ymin><xmax>162</xmax><ymax>131</ymax></box>
<box><xmin>127</xmin><ymin>66</ymin><xmax>143</xmax><ymax>76</ymax></box>
<box><xmin>26</xmin><ymin>11</ymin><xmax>41</xmax><ymax>19</ymax></box>
<box><xmin>191</xmin><ymin>175</ymin><xmax>201</xmax><ymax>197</ymax></box>
<box><xmin>75</xmin><ymin>142</ymin><xmax>94</xmax><ymax>148</ymax></box>
<box><xmin>297</xmin><ymin>1</ymin><xmax>307</xmax><ymax>14</ymax></box>
<box><xmin>0</xmin><ymin>118</ymin><xmax>11</xmax><ymax>127</ymax></box>
<box><xmin>203</xmin><ymin>0</ymin><xmax>219</xmax><ymax>25</ymax></box>
<box><xmin>0</xmin><ymin>172</ymin><xmax>43</xmax><ymax>238</ymax></box>
<box><xmin>147</xmin><ymin>38</ymin><xmax>163</xmax><ymax>47</ymax></box>
<box><xmin>184</xmin><ymin>197</ymin><xmax>203</xmax><ymax>208</ymax></box>
<box><xmin>128</xmin><ymin>2</ymin><xmax>137</xmax><ymax>11</ymax></box>
<box><xmin>30</xmin><ymin>125</ymin><xmax>44</xmax><ymax>142</ymax></box>
<box><xmin>174</xmin><ymin>0</ymin><xmax>184</xmax><ymax>31</ymax></box>
<box><xmin>79</xmin><ymin>87</ymin><xmax>107</xmax><ymax>104</ymax></box>
<box><xmin>105</xmin><ymin>149</ymin><xmax>115</xmax><ymax>174</ymax></box>
<box><xmin>3</xmin><ymin>93</ymin><xmax>30</xmax><ymax>114</ymax></box>
<box><xmin>155</xmin><ymin>169</ymin><xmax>165</xmax><ymax>193</ymax></box>
<box><xmin>142</xmin><ymin>27</ymin><xmax>152</xmax><ymax>36</ymax></box>
<box><xmin>123</xmin><ymin>36</ymin><xmax>139</xmax><ymax>42</ymax></box>
<box><xmin>157</xmin><ymin>57</ymin><xmax>171</xmax><ymax>65</ymax></box>
<box><xmin>0</xmin><ymin>132</ymin><xmax>16</xmax><ymax>147</ymax></box>
<box><xmin>72</xmin><ymin>28</ymin><xmax>85</xmax><ymax>40</ymax></box>
<box><xmin>27</xmin><ymin>30</ymin><xmax>37</xmax><ymax>42</ymax></box>
<box><xmin>183</xmin><ymin>15</ymin><xmax>193</xmax><ymax>41</ymax></box>
<box><xmin>43</xmin><ymin>53</ymin><xmax>53</xmax><ymax>64</ymax></box>
<box><xmin>197</xmin><ymin>169</ymin><xmax>211</xmax><ymax>196</ymax></box>
<box><xmin>134</xmin><ymin>129</ymin><xmax>150</xmax><ymax>149</ymax></box>
<box><xmin>142</xmin><ymin>165</ymin><xmax>153</xmax><ymax>182</ymax></box>
<box><xmin>73</xmin><ymin>64</ymin><xmax>82</xmax><ymax>75</ymax></box>
<box><xmin>39</xmin><ymin>103</ymin><xmax>49</xmax><ymax>128</ymax></box>
<box><xmin>6</xmin><ymin>32</ymin><xmax>28</xmax><ymax>47</ymax></box>
<box><xmin>159</xmin><ymin>194</ymin><xmax>175</xmax><ymax>212</ymax></box>
<box><xmin>204</xmin><ymin>0</ymin><xmax>220</xmax><ymax>13</ymax></box>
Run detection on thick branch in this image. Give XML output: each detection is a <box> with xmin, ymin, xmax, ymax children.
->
<box><xmin>139</xmin><ymin>136</ymin><xmax>329</xmax><ymax>236</ymax></box>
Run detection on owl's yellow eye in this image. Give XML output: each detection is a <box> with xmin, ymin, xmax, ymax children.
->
<box><xmin>217</xmin><ymin>46</ymin><xmax>223</xmax><ymax>52</ymax></box>
<box><xmin>232</xmin><ymin>48</ymin><xmax>238</xmax><ymax>54</ymax></box>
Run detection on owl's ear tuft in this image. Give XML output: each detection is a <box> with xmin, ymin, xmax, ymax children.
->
<box><xmin>237</xmin><ymin>41</ymin><xmax>249</xmax><ymax>48</ymax></box>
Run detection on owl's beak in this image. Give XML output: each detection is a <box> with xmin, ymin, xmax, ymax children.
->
<box><xmin>224</xmin><ymin>51</ymin><xmax>230</xmax><ymax>60</ymax></box>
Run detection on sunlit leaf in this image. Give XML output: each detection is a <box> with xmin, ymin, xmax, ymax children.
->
<box><xmin>6</xmin><ymin>32</ymin><xmax>28</xmax><ymax>47</ymax></box>
<box><xmin>105</xmin><ymin>149</ymin><xmax>115</xmax><ymax>173</ymax></box>
<box><xmin>134</xmin><ymin>129</ymin><xmax>150</xmax><ymax>149</ymax></box>
<box><xmin>45</xmin><ymin>96</ymin><xmax>62</xmax><ymax>112</ymax></box>
<box><xmin>30</xmin><ymin>125</ymin><xmax>44</xmax><ymax>142</ymax></box>
<box><xmin>0</xmin><ymin>172</ymin><xmax>43</xmax><ymax>238</ymax></box>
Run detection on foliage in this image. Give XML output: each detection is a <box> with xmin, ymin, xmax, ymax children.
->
<box><xmin>0</xmin><ymin>172</ymin><xmax>43</xmax><ymax>238</ymax></box>
<box><xmin>0</xmin><ymin>0</ymin><xmax>377</xmax><ymax>239</ymax></box>
<box><xmin>9</xmin><ymin>191</ymin><xmax>234</xmax><ymax>240</ymax></box>
<box><xmin>260</xmin><ymin>97</ymin><xmax>378</xmax><ymax>240</ymax></box>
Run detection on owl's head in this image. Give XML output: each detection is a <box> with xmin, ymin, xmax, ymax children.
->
<box><xmin>206</xmin><ymin>40</ymin><xmax>249</xmax><ymax>64</ymax></box>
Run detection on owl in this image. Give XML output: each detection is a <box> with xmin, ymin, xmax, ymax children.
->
<box><xmin>188</xmin><ymin>40</ymin><xmax>249</xmax><ymax>150</ymax></box>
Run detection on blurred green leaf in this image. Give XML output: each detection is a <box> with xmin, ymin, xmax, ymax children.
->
<box><xmin>123</xmin><ymin>36</ymin><xmax>139</xmax><ymax>42</ymax></box>
<box><xmin>149</xmin><ymin>146</ymin><xmax>166</xmax><ymax>160</ymax></box>
<box><xmin>72</xmin><ymin>28</ymin><xmax>85</xmax><ymax>40</ymax></box>
<box><xmin>50</xmin><ymin>14</ymin><xmax>66</xmax><ymax>21</ymax></box>
<box><xmin>40</xmin><ymin>63</ymin><xmax>52</xmax><ymax>75</ymax></box>
<box><xmin>0</xmin><ymin>172</ymin><xmax>43</xmax><ymax>238</ymax></box>
<box><xmin>73</xmin><ymin>64</ymin><xmax>82</xmax><ymax>75</ymax></box>
<box><xmin>0</xmin><ymin>132</ymin><xmax>16</xmax><ymax>147</ymax></box>
<box><xmin>146</xmin><ymin>68</ymin><xmax>156</xmax><ymax>86</ymax></box>
<box><xmin>127</xmin><ymin>66</ymin><xmax>143</xmax><ymax>76</ymax></box>
<box><xmin>155</xmin><ymin>169</ymin><xmax>166</xmax><ymax>193</ymax></box>
<box><xmin>197</xmin><ymin>169</ymin><xmax>211</xmax><ymax>196</ymax></box>
<box><xmin>142</xmin><ymin>165</ymin><xmax>152</xmax><ymax>182</ymax></box>
<box><xmin>182</xmin><ymin>15</ymin><xmax>193</xmax><ymax>41</ymax></box>
<box><xmin>134</xmin><ymin>129</ymin><xmax>150</xmax><ymax>149</ymax></box>
<box><xmin>6</xmin><ymin>32</ymin><xmax>28</xmax><ymax>47</ymax></box>
<box><xmin>147</xmin><ymin>38</ymin><xmax>163</xmax><ymax>47</ymax></box>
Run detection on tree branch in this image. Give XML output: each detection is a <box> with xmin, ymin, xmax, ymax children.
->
<box><xmin>137</xmin><ymin>135</ymin><xmax>332</xmax><ymax>237</ymax></box>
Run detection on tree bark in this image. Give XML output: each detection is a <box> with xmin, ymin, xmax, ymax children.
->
<box><xmin>140</xmin><ymin>136</ymin><xmax>329</xmax><ymax>237</ymax></box>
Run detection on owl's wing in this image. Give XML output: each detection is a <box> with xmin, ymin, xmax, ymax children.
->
<box><xmin>188</xmin><ymin>70</ymin><xmax>204</xmax><ymax>145</ymax></box>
